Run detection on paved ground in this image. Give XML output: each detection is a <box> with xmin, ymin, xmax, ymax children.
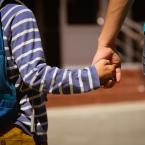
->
<box><xmin>47</xmin><ymin>101</ymin><xmax>145</xmax><ymax>145</ymax></box>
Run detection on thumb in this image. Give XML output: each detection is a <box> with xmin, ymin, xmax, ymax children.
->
<box><xmin>92</xmin><ymin>54</ymin><xmax>99</xmax><ymax>65</ymax></box>
<box><xmin>104</xmin><ymin>59</ymin><xmax>111</xmax><ymax>65</ymax></box>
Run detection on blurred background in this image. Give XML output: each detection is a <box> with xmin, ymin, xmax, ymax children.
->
<box><xmin>23</xmin><ymin>0</ymin><xmax>145</xmax><ymax>145</ymax></box>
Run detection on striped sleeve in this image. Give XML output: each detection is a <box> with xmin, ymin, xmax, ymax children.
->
<box><xmin>11</xmin><ymin>6</ymin><xmax>100</xmax><ymax>94</ymax></box>
<box><xmin>143</xmin><ymin>24</ymin><xmax>145</xmax><ymax>75</ymax></box>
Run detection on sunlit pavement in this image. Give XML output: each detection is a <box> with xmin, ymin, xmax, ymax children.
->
<box><xmin>47</xmin><ymin>101</ymin><xmax>145</xmax><ymax>145</ymax></box>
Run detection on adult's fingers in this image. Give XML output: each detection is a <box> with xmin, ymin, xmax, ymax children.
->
<box><xmin>103</xmin><ymin>79</ymin><xmax>116</xmax><ymax>88</ymax></box>
<box><xmin>115</xmin><ymin>67</ymin><xmax>121</xmax><ymax>82</ymax></box>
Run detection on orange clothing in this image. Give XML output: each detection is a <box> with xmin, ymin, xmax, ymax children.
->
<box><xmin>0</xmin><ymin>126</ymin><xmax>36</xmax><ymax>145</ymax></box>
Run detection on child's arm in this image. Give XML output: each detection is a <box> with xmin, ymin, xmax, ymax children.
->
<box><xmin>11</xmin><ymin>6</ymin><xmax>100</xmax><ymax>94</ymax></box>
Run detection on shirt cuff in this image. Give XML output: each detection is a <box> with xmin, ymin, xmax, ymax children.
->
<box><xmin>89</xmin><ymin>65</ymin><xmax>101</xmax><ymax>89</ymax></box>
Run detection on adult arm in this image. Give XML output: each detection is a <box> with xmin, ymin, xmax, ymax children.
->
<box><xmin>93</xmin><ymin>0</ymin><xmax>134</xmax><ymax>83</ymax></box>
<box><xmin>98</xmin><ymin>0</ymin><xmax>134</xmax><ymax>47</ymax></box>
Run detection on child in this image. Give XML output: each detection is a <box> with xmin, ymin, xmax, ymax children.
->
<box><xmin>0</xmin><ymin>0</ymin><xmax>115</xmax><ymax>145</ymax></box>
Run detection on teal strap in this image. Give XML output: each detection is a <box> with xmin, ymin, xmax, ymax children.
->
<box><xmin>0</xmin><ymin>1</ymin><xmax>16</xmax><ymax>100</ymax></box>
<box><xmin>0</xmin><ymin>13</ymin><xmax>4</xmax><ymax>52</ymax></box>
<box><xmin>0</xmin><ymin>50</ymin><xmax>4</xmax><ymax>55</ymax></box>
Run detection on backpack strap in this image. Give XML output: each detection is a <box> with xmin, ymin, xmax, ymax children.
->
<box><xmin>0</xmin><ymin>16</ymin><xmax>4</xmax><ymax>53</ymax></box>
<box><xmin>0</xmin><ymin>3</ymin><xmax>18</xmax><ymax>128</ymax></box>
<box><xmin>0</xmin><ymin>3</ymin><xmax>16</xmax><ymax>99</ymax></box>
<box><xmin>0</xmin><ymin>13</ymin><xmax>6</xmax><ymax>93</ymax></box>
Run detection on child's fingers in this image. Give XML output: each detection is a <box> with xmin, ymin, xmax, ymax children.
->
<box><xmin>102</xmin><ymin>59</ymin><xmax>111</xmax><ymax>65</ymax></box>
<box><xmin>105</xmin><ymin>60</ymin><xmax>111</xmax><ymax>65</ymax></box>
<box><xmin>101</xmin><ymin>78</ymin><xmax>116</xmax><ymax>88</ymax></box>
<box><xmin>107</xmin><ymin>65</ymin><xmax>121</xmax><ymax>82</ymax></box>
<box><xmin>98</xmin><ymin>59</ymin><xmax>111</xmax><ymax>65</ymax></box>
<box><xmin>102</xmin><ymin>65</ymin><xmax>116</xmax><ymax>81</ymax></box>
<box><xmin>104</xmin><ymin>79</ymin><xmax>116</xmax><ymax>88</ymax></box>
<box><xmin>106</xmin><ymin>64</ymin><xmax>116</xmax><ymax>74</ymax></box>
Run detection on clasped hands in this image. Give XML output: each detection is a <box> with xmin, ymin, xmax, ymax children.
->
<box><xmin>92</xmin><ymin>46</ymin><xmax>121</xmax><ymax>88</ymax></box>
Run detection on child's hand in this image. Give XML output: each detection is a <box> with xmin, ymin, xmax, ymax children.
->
<box><xmin>95</xmin><ymin>59</ymin><xmax>115</xmax><ymax>86</ymax></box>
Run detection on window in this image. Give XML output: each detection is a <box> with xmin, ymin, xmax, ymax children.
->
<box><xmin>67</xmin><ymin>0</ymin><xmax>99</xmax><ymax>24</ymax></box>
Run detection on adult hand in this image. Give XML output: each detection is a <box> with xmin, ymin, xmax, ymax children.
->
<box><xmin>92</xmin><ymin>46</ymin><xmax>121</xmax><ymax>87</ymax></box>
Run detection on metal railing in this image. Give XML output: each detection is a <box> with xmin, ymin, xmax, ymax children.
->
<box><xmin>97</xmin><ymin>16</ymin><xmax>144</xmax><ymax>62</ymax></box>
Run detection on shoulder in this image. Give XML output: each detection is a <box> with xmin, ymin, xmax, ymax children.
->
<box><xmin>1</xmin><ymin>3</ymin><xmax>34</xmax><ymax>20</ymax></box>
<box><xmin>1</xmin><ymin>3</ymin><xmax>36</xmax><ymax>33</ymax></box>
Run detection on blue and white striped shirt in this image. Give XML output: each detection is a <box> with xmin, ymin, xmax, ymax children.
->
<box><xmin>1</xmin><ymin>3</ymin><xmax>100</xmax><ymax>143</ymax></box>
